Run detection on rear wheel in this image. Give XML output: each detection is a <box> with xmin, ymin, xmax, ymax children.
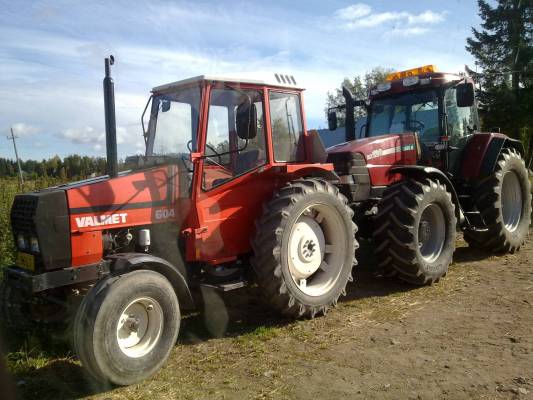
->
<box><xmin>73</xmin><ymin>270</ymin><xmax>180</xmax><ymax>386</ymax></box>
<box><xmin>251</xmin><ymin>178</ymin><xmax>357</xmax><ymax>318</ymax></box>
<box><xmin>464</xmin><ymin>148</ymin><xmax>531</xmax><ymax>252</ymax></box>
<box><xmin>374</xmin><ymin>179</ymin><xmax>457</xmax><ymax>285</ymax></box>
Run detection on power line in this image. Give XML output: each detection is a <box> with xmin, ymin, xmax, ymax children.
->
<box><xmin>7</xmin><ymin>127</ymin><xmax>24</xmax><ymax>189</ymax></box>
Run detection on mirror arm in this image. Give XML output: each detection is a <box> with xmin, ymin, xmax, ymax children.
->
<box><xmin>141</xmin><ymin>95</ymin><xmax>153</xmax><ymax>145</ymax></box>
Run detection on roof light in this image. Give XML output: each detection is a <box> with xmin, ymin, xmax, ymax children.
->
<box><xmin>376</xmin><ymin>82</ymin><xmax>391</xmax><ymax>92</ymax></box>
<box><xmin>386</xmin><ymin>65</ymin><xmax>436</xmax><ymax>81</ymax></box>
<box><xmin>403</xmin><ymin>76</ymin><xmax>419</xmax><ymax>86</ymax></box>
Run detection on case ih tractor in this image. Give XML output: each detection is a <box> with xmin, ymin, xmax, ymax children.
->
<box><xmin>0</xmin><ymin>60</ymin><xmax>530</xmax><ymax>385</ymax></box>
<box><xmin>327</xmin><ymin>64</ymin><xmax>531</xmax><ymax>282</ymax></box>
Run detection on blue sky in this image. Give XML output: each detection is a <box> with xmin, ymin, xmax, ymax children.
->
<box><xmin>0</xmin><ymin>0</ymin><xmax>481</xmax><ymax>160</ymax></box>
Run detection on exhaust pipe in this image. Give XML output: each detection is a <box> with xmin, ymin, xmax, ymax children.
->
<box><xmin>103</xmin><ymin>55</ymin><xmax>118</xmax><ymax>178</ymax></box>
<box><xmin>342</xmin><ymin>86</ymin><xmax>355</xmax><ymax>142</ymax></box>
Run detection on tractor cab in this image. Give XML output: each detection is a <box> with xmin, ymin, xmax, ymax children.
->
<box><xmin>329</xmin><ymin>65</ymin><xmax>480</xmax><ymax>174</ymax></box>
<box><xmin>139</xmin><ymin>75</ymin><xmax>308</xmax><ymax>196</ymax></box>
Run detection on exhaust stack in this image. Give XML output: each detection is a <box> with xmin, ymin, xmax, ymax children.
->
<box><xmin>103</xmin><ymin>55</ymin><xmax>118</xmax><ymax>178</ymax></box>
<box><xmin>342</xmin><ymin>86</ymin><xmax>356</xmax><ymax>142</ymax></box>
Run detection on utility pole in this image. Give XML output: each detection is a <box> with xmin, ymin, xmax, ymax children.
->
<box><xmin>7</xmin><ymin>127</ymin><xmax>24</xmax><ymax>189</ymax></box>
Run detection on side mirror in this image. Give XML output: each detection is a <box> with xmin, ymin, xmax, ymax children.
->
<box><xmin>161</xmin><ymin>99</ymin><xmax>171</xmax><ymax>112</ymax></box>
<box><xmin>456</xmin><ymin>82</ymin><xmax>475</xmax><ymax>107</ymax></box>
<box><xmin>328</xmin><ymin>111</ymin><xmax>338</xmax><ymax>131</ymax></box>
<box><xmin>236</xmin><ymin>101</ymin><xmax>257</xmax><ymax>140</ymax></box>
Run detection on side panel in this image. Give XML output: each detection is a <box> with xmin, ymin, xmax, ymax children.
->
<box><xmin>66</xmin><ymin>165</ymin><xmax>192</xmax><ymax>267</ymax></box>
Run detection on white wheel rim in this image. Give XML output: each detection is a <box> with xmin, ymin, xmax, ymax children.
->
<box><xmin>116</xmin><ymin>297</ymin><xmax>163</xmax><ymax>358</ymax></box>
<box><xmin>501</xmin><ymin>171</ymin><xmax>523</xmax><ymax>232</ymax></box>
<box><xmin>288</xmin><ymin>203</ymin><xmax>346</xmax><ymax>297</ymax></box>
<box><xmin>418</xmin><ymin>203</ymin><xmax>446</xmax><ymax>262</ymax></box>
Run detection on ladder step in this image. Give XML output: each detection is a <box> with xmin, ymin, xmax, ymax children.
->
<box><xmin>200</xmin><ymin>280</ymin><xmax>248</xmax><ymax>292</ymax></box>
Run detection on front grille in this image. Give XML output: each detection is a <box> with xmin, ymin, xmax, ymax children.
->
<box><xmin>10</xmin><ymin>190</ymin><xmax>71</xmax><ymax>271</ymax></box>
<box><xmin>10</xmin><ymin>195</ymin><xmax>38</xmax><ymax>234</ymax></box>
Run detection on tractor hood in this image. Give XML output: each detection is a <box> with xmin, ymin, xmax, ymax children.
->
<box><xmin>326</xmin><ymin>133</ymin><xmax>418</xmax><ymax>164</ymax></box>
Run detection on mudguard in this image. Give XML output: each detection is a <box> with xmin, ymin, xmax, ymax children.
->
<box><xmin>461</xmin><ymin>133</ymin><xmax>525</xmax><ymax>180</ymax></box>
<box><xmin>106</xmin><ymin>253</ymin><xmax>195</xmax><ymax>310</ymax></box>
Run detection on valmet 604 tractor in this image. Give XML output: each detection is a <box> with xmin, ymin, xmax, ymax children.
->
<box><xmin>1</xmin><ymin>60</ymin><xmax>530</xmax><ymax>385</ymax></box>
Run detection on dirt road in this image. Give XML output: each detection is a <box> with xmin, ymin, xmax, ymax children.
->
<box><xmin>5</xmin><ymin>232</ymin><xmax>533</xmax><ymax>399</ymax></box>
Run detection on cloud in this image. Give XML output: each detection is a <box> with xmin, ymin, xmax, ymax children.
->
<box><xmin>60</xmin><ymin>124</ymin><xmax>141</xmax><ymax>152</ymax></box>
<box><xmin>10</xmin><ymin>122</ymin><xmax>39</xmax><ymax>137</ymax></box>
<box><xmin>334</xmin><ymin>3</ymin><xmax>446</xmax><ymax>30</ymax></box>
<box><xmin>334</xmin><ymin>4</ymin><xmax>372</xmax><ymax>20</ymax></box>
<box><xmin>385</xmin><ymin>27</ymin><xmax>430</xmax><ymax>38</ymax></box>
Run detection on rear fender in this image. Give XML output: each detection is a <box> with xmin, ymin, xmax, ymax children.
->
<box><xmin>461</xmin><ymin>134</ymin><xmax>524</xmax><ymax>180</ymax></box>
<box><xmin>106</xmin><ymin>253</ymin><xmax>195</xmax><ymax>310</ymax></box>
<box><xmin>390</xmin><ymin>166</ymin><xmax>466</xmax><ymax>226</ymax></box>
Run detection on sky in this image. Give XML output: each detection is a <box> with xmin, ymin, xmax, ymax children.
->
<box><xmin>0</xmin><ymin>0</ymin><xmax>481</xmax><ymax>160</ymax></box>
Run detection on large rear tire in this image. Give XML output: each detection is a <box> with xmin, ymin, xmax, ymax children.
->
<box><xmin>251</xmin><ymin>178</ymin><xmax>357</xmax><ymax>318</ymax></box>
<box><xmin>374</xmin><ymin>179</ymin><xmax>457</xmax><ymax>285</ymax></box>
<box><xmin>464</xmin><ymin>148</ymin><xmax>531</xmax><ymax>252</ymax></box>
<box><xmin>73</xmin><ymin>270</ymin><xmax>180</xmax><ymax>386</ymax></box>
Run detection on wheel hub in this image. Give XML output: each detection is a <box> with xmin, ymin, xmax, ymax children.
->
<box><xmin>418</xmin><ymin>203</ymin><xmax>446</xmax><ymax>263</ymax></box>
<box><xmin>289</xmin><ymin>216</ymin><xmax>324</xmax><ymax>280</ymax></box>
<box><xmin>116</xmin><ymin>297</ymin><xmax>163</xmax><ymax>358</ymax></box>
<box><xmin>501</xmin><ymin>170</ymin><xmax>523</xmax><ymax>232</ymax></box>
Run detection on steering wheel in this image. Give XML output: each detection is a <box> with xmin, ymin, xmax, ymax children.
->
<box><xmin>409</xmin><ymin>119</ymin><xmax>425</xmax><ymax>132</ymax></box>
<box><xmin>186</xmin><ymin>140</ymin><xmax>223</xmax><ymax>164</ymax></box>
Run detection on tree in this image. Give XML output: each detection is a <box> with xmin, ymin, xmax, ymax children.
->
<box><xmin>325</xmin><ymin>67</ymin><xmax>393</xmax><ymax>126</ymax></box>
<box><xmin>466</xmin><ymin>0</ymin><xmax>533</xmax><ymax>151</ymax></box>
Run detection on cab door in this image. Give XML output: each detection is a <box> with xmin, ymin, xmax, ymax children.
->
<box><xmin>193</xmin><ymin>85</ymin><xmax>277</xmax><ymax>263</ymax></box>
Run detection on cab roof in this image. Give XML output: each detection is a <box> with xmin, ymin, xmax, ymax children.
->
<box><xmin>152</xmin><ymin>74</ymin><xmax>303</xmax><ymax>93</ymax></box>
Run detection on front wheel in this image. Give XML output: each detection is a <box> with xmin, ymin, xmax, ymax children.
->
<box><xmin>251</xmin><ymin>178</ymin><xmax>358</xmax><ymax>318</ymax></box>
<box><xmin>374</xmin><ymin>179</ymin><xmax>457</xmax><ymax>285</ymax></box>
<box><xmin>73</xmin><ymin>270</ymin><xmax>180</xmax><ymax>386</ymax></box>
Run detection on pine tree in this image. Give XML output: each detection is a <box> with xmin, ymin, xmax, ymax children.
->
<box><xmin>466</xmin><ymin>0</ymin><xmax>533</xmax><ymax>144</ymax></box>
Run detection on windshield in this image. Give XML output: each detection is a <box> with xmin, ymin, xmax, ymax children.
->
<box><xmin>146</xmin><ymin>86</ymin><xmax>201</xmax><ymax>156</ymax></box>
<box><xmin>368</xmin><ymin>89</ymin><xmax>440</xmax><ymax>142</ymax></box>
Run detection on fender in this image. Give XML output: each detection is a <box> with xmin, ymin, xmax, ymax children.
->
<box><xmin>106</xmin><ymin>253</ymin><xmax>195</xmax><ymax>310</ymax></box>
<box><xmin>461</xmin><ymin>133</ymin><xmax>525</xmax><ymax>180</ymax></box>
<box><xmin>390</xmin><ymin>166</ymin><xmax>467</xmax><ymax>227</ymax></box>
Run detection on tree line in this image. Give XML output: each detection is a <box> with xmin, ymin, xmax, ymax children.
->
<box><xmin>0</xmin><ymin>155</ymin><xmax>108</xmax><ymax>180</ymax></box>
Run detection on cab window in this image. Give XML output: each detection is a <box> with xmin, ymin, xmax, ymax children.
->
<box><xmin>269</xmin><ymin>92</ymin><xmax>305</xmax><ymax>162</ymax></box>
<box><xmin>202</xmin><ymin>88</ymin><xmax>266</xmax><ymax>190</ymax></box>
<box><xmin>445</xmin><ymin>87</ymin><xmax>479</xmax><ymax>144</ymax></box>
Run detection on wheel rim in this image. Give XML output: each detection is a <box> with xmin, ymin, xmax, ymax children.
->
<box><xmin>116</xmin><ymin>297</ymin><xmax>163</xmax><ymax>358</ymax></box>
<box><xmin>418</xmin><ymin>203</ymin><xmax>446</xmax><ymax>262</ymax></box>
<box><xmin>501</xmin><ymin>171</ymin><xmax>523</xmax><ymax>232</ymax></box>
<box><xmin>288</xmin><ymin>203</ymin><xmax>346</xmax><ymax>297</ymax></box>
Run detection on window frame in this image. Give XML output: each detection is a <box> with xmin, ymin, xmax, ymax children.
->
<box><xmin>201</xmin><ymin>86</ymin><xmax>268</xmax><ymax>192</ymax></box>
<box><xmin>268</xmin><ymin>90</ymin><xmax>306</xmax><ymax>163</ymax></box>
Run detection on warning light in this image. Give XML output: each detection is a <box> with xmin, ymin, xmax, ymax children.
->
<box><xmin>386</xmin><ymin>65</ymin><xmax>436</xmax><ymax>81</ymax></box>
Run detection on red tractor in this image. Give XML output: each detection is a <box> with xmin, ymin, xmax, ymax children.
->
<box><xmin>1</xmin><ymin>60</ymin><xmax>530</xmax><ymax>386</ymax></box>
<box><xmin>327</xmin><ymin>64</ymin><xmax>531</xmax><ymax>282</ymax></box>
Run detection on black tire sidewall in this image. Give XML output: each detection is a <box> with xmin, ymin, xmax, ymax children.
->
<box><xmin>85</xmin><ymin>270</ymin><xmax>180</xmax><ymax>385</ymax></box>
<box><xmin>279</xmin><ymin>191</ymin><xmax>354</xmax><ymax>307</ymax></box>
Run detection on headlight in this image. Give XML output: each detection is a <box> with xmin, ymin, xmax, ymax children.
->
<box><xmin>30</xmin><ymin>237</ymin><xmax>40</xmax><ymax>253</ymax></box>
<box><xmin>17</xmin><ymin>234</ymin><xmax>27</xmax><ymax>250</ymax></box>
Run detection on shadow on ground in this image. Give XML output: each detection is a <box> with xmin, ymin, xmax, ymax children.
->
<box><xmin>3</xmin><ymin>241</ymin><xmax>487</xmax><ymax>400</ymax></box>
